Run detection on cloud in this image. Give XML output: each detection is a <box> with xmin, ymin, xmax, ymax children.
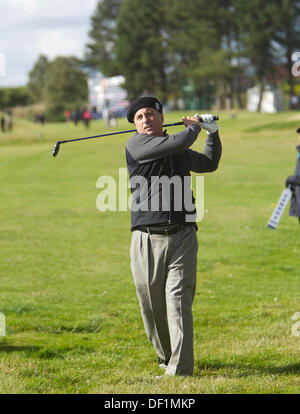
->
<box><xmin>4</xmin><ymin>0</ymin><xmax>97</xmax><ymax>19</ymax></box>
<box><xmin>0</xmin><ymin>0</ymin><xmax>98</xmax><ymax>87</ymax></box>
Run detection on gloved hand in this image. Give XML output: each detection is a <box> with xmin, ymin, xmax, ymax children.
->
<box><xmin>195</xmin><ymin>113</ymin><xmax>218</xmax><ymax>134</ymax></box>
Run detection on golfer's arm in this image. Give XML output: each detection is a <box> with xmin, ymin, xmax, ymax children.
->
<box><xmin>188</xmin><ymin>131</ymin><xmax>222</xmax><ymax>173</ymax></box>
<box><xmin>126</xmin><ymin>124</ymin><xmax>201</xmax><ymax>163</ymax></box>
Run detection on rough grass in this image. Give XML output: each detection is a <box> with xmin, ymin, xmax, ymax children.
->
<box><xmin>0</xmin><ymin>110</ymin><xmax>300</xmax><ymax>394</ymax></box>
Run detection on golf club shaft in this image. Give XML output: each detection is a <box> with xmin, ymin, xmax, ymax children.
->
<box><xmin>52</xmin><ymin>116</ymin><xmax>219</xmax><ymax>156</ymax></box>
<box><xmin>58</xmin><ymin>122</ymin><xmax>183</xmax><ymax>145</ymax></box>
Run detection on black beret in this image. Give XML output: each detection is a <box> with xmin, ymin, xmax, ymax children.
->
<box><xmin>127</xmin><ymin>96</ymin><xmax>163</xmax><ymax>123</ymax></box>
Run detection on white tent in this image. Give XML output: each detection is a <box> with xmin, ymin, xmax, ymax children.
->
<box><xmin>246</xmin><ymin>85</ymin><xmax>284</xmax><ymax>113</ymax></box>
<box><xmin>88</xmin><ymin>73</ymin><xmax>128</xmax><ymax>112</ymax></box>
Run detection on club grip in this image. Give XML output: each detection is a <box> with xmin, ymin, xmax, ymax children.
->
<box><xmin>167</xmin><ymin>116</ymin><xmax>219</xmax><ymax>128</ymax></box>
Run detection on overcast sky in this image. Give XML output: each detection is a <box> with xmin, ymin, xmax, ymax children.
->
<box><xmin>0</xmin><ymin>0</ymin><xmax>98</xmax><ymax>87</ymax></box>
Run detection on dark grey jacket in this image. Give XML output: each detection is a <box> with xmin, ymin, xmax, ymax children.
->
<box><xmin>286</xmin><ymin>145</ymin><xmax>300</xmax><ymax>217</ymax></box>
<box><xmin>125</xmin><ymin>124</ymin><xmax>222</xmax><ymax>230</ymax></box>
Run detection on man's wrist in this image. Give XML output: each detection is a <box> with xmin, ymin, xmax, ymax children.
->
<box><xmin>206</xmin><ymin>126</ymin><xmax>219</xmax><ymax>134</ymax></box>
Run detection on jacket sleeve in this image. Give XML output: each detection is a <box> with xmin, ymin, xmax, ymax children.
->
<box><xmin>126</xmin><ymin>124</ymin><xmax>201</xmax><ymax>163</ymax></box>
<box><xmin>187</xmin><ymin>131</ymin><xmax>222</xmax><ymax>173</ymax></box>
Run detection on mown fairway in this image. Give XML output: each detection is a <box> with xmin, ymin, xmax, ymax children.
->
<box><xmin>0</xmin><ymin>111</ymin><xmax>300</xmax><ymax>393</ymax></box>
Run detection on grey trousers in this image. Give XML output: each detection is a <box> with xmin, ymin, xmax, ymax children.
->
<box><xmin>130</xmin><ymin>226</ymin><xmax>198</xmax><ymax>376</ymax></box>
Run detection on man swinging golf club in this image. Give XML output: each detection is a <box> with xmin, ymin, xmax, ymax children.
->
<box><xmin>125</xmin><ymin>96</ymin><xmax>222</xmax><ymax>376</ymax></box>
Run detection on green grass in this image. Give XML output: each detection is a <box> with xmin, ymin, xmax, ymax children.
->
<box><xmin>0</xmin><ymin>110</ymin><xmax>300</xmax><ymax>394</ymax></box>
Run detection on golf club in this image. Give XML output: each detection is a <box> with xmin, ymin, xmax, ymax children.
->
<box><xmin>52</xmin><ymin>116</ymin><xmax>219</xmax><ymax>157</ymax></box>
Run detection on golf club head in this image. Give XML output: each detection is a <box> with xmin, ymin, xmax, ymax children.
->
<box><xmin>52</xmin><ymin>142</ymin><xmax>61</xmax><ymax>157</ymax></box>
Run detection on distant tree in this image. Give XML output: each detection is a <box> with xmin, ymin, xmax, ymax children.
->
<box><xmin>84</xmin><ymin>0</ymin><xmax>245</xmax><ymax>107</ymax></box>
<box><xmin>115</xmin><ymin>0</ymin><xmax>169</xmax><ymax>101</ymax></box>
<box><xmin>164</xmin><ymin>0</ymin><xmax>206</xmax><ymax>104</ymax></box>
<box><xmin>44</xmin><ymin>57</ymin><xmax>88</xmax><ymax>121</ymax></box>
<box><xmin>27</xmin><ymin>55</ymin><xmax>49</xmax><ymax>102</ymax></box>
<box><xmin>85</xmin><ymin>0</ymin><xmax>121</xmax><ymax>77</ymax></box>
<box><xmin>84</xmin><ymin>0</ymin><xmax>299</xmax><ymax>109</ymax></box>
<box><xmin>165</xmin><ymin>0</ymin><xmax>243</xmax><ymax>109</ymax></box>
<box><xmin>0</xmin><ymin>86</ymin><xmax>32</xmax><ymax>108</ymax></box>
<box><xmin>234</xmin><ymin>0</ymin><xmax>279</xmax><ymax>111</ymax></box>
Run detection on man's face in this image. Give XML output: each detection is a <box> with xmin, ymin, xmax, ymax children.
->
<box><xmin>134</xmin><ymin>107</ymin><xmax>164</xmax><ymax>136</ymax></box>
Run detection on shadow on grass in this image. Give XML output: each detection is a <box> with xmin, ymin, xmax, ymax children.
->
<box><xmin>0</xmin><ymin>344</ymin><xmax>41</xmax><ymax>353</ymax></box>
<box><xmin>195</xmin><ymin>360</ymin><xmax>300</xmax><ymax>377</ymax></box>
<box><xmin>0</xmin><ymin>343</ymin><xmax>96</xmax><ymax>359</ymax></box>
<box><xmin>244</xmin><ymin>120</ymin><xmax>299</xmax><ymax>133</ymax></box>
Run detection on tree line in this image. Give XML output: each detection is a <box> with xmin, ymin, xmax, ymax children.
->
<box><xmin>85</xmin><ymin>0</ymin><xmax>300</xmax><ymax>109</ymax></box>
<box><xmin>27</xmin><ymin>55</ymin><xmax>88</xmax><ymax>121</ymax></box>
<box><xmin>0</xmin><ymin>86</ymin><xmax>32</xmax><ymax>108</ymax></box>
<box><xmin>1</xmin><ymin>0</ymin><xmax>299</xmax><ymax>120</ymax></box>
<box><xmin>0</xmin><ymin>56</ymin><xmax>88</xmax><ymax>121</ymax></box>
